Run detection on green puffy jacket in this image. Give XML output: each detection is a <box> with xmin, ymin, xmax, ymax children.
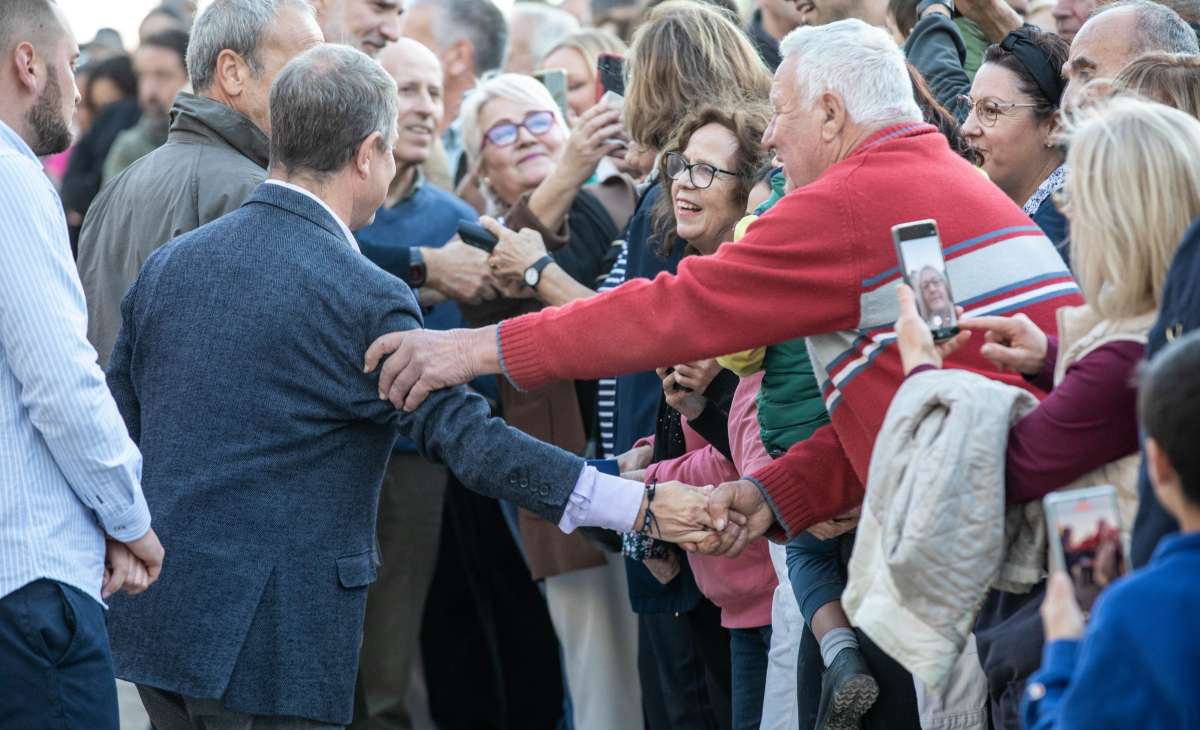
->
<box><xmin>750</xmin><ymin>170</ymin><xmax>833</xmax><ymax>456</ymax></box>
<box><xmin>757</xmin><ymin>337</ymin><xmax>831</xmax><ymax>456</ymax></box>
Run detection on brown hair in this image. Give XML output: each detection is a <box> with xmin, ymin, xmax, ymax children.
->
<box><xmin>1112</xmin><ymin>52</ymin><xmax>1200</xmax><ymax>118</ymax></box>
<box><xmin>888</xmin><ymin>0</ymin><xmax>922</xmax><ymax>40</ymax></box>
<box><xmin>651</xmin><ymin>104</ymin><xmax>771</xmax><ymax>257</ymax></box>
<box><xmin>908</xmin><ymin>62</ymin><xmax>982</xmax><ymax>166</ymax></box>
<box><xmin>624</xmin><ymin>1</ymin><xmax>772</xmax><ymax>151</ymax></box>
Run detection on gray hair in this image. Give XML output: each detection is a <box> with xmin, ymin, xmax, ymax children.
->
<box><xmin>1092</xmin><ymin>0</ymin><xmax>1200</xmax><ymax>55</ymax></box>
<box><xmin>778</xmin><ymin>19</ymin><xmax>922</xmax><ymax>126</ymax></box>
<box><xmin>506</xmin><ymin>3</ymin><xmax>580</xmax><ymax>66</ymax></box>
<box><xmin>408</xmin><ymin>0</ymin><xmax>508</xmax><ymax>75</ymax></box>
<box><xmin>269</xmin><ymin>43</ymin><xmax>398</xmax><ymax>177</ymax></box>
<box><xmin>186</xmin><ymin>0</ymin><xmax>314</xmax><ymax>91</ymax></box>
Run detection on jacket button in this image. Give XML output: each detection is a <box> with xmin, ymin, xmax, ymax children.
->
<box><xmin>520</xmin><ymin>479</ymin><xmax>529</xmax><ymax>488</ymax></box>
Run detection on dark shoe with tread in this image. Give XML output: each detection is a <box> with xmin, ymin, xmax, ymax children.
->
<box><xmin>814</xmin><ymin>646</ymin><xmax>880</xmax><ymax>730</ymax></box>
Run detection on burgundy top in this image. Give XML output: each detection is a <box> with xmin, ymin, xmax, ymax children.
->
<box><xmin>908</xmin><ymin>335</ymin><xmax>1145</xmax><ymax>504</ymax></box>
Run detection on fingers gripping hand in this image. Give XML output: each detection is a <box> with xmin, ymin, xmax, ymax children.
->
<box><xmin>365</xmin><ymin>329</ymin><xmax>479</xmax><ymax>411</ymax></box>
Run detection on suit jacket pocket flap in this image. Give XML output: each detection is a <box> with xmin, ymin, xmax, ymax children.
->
<box><xmin>336</xmin><ymin>550</ymin><xmax>377</xmax><ymax>588</ymax></box>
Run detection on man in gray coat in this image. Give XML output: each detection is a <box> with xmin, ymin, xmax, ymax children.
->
<box><xmin>76</xmin><ymin>0</ymin><xmax>322</xmax><ymax>368</ymax></box>
<box><xmin>104</xmin><ymin>44</ymin><xmax>717</xmax><ymax>729</ymax></box>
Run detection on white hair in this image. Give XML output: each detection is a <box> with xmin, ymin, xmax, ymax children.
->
<box><xmin>460</xmin><ymin>73</ymin><xmax>569</xmax><ymax>169</ymax></box>
<box><xmin>778</xmin><ymin>19</ymin><xmax>922</xmax><ymax>126</ymax></box>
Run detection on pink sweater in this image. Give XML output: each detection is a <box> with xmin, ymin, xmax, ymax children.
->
<box><xmin>644</xmin><ymin>372</ymin><xmax>776</xmax><ymax>629</ymax></box>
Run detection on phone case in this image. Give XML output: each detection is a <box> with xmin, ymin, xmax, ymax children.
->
<box><xmin>1043</xmin><ymin>485</ymin><xmax>1123</xmax><ymax>574</ymax></box>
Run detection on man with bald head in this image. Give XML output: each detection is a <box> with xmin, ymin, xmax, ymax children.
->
<box><xmin>1063</xmin><ymin>0</ymin><xmax>1200</xmax><ymax>103</ymax></box>
<box><xmin>348</xmin><ymin>38</ymin><xmax>483</xmax><ymax>730</ymax></box>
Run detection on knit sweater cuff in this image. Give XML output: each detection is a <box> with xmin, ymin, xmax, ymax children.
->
<box><xmin>748</xmin><ymin>463</ymin><xmax>815</xmax><ymax>540</ymax></box>
<box><xmin>497</xmin><ymin>316</ymin><xmax>553</xmax><ymax>392</ymax></box>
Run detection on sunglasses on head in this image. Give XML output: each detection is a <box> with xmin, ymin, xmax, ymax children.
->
<box><xmin>481</xmin><ymin>110</ymin><xmax>557</xmax><ymax>151</ymax></box>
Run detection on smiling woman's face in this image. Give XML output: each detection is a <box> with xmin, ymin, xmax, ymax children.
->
<box><xmin>478</xmin><ymin>96</ymin><xmax>567</xmax><ymax>206</ymax></box>
<box><xmin>670</xmin><ymin>122</ymin><xmax>744</xmax><ymax>255</ymax></box>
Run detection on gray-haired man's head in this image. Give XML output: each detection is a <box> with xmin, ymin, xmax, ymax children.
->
<box><xmin>1064</xmin><ymin>0</ymin><xmax>1200</xmax><ymax>104</ymax></box>
<box><xmin>269</xmin><ymin>44</ymin><xmax>399</xmax><ymax>227</ymax></box>
<box><xmin>403</xmin><ymin>0</ymin><xmax>508</xmax><ymax>76</ymax></box>
<box><xmin>186</xmin><ymin>0</ymin><xmax>323</xmax><ymax>133</ymax></box>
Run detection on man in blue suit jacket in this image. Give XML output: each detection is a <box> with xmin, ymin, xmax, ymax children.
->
<box><xmin>104</xmin><ymin>45</ymin><xmax>716</xmax><ymax>729</ymax></box>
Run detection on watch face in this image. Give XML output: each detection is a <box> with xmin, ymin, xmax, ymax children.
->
<box><xmin>524</xmin><ymin>267</ymin><xmax>539</xmax><ymax>287</ymax></box>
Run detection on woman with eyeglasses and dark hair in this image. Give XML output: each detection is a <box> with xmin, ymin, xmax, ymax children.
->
<box><xmin>959</xmin><ymin>26</ymin><xmax>1072</xmax><ymax>264</ymax></box>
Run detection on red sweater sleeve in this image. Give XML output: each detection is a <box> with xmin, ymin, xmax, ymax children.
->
<box><xmin>748</xmin><ymin>423</ymin><xmax>865</xmax><ymax>537</ymax></box>
<box><xmin>498</xmin><ymin>183</ymin><xmax>862</xmax><ymax>390</ymax></box>
<box><xmin>1005</xmin><ymin>340</ymin><xmax>1144</xmax><ymax>503</ymax></box>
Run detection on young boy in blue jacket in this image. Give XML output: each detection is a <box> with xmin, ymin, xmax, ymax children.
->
<box><xmin>1023</xmin><ymin>329</ymin><xmax>1200</xmax><ymax>729</ymax></box>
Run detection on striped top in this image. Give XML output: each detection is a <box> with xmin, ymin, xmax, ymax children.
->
<box><xmin>0</xmin><ymin>120</ymin><xmax>150</xmax><ymax>606</ymax></box>
<box><xmin>596</xmin><ymin>242</ymin><xmax>628</xmax><ymax>458</ymax></box>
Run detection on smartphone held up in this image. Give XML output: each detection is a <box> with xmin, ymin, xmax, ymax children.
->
<box><xmin>1044</xmin><ymin>485</ymin><xmax>1126</xmax><ymax>583</ymax></box>
<box><xmin>892</xmin><ymin>219</ymin><xmax>960</xmax><ymax>341</ymax></box>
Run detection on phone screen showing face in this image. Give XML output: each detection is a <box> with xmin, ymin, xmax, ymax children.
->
<box><xmin>534</xmin><ymin>68</ymin><xmax>570</xmax><ymax>121</ymax></box>
<box><xmin>596</xmin><ymin>53</ymin><xmax>625</xmax><ymax>101</ymax></box>
<box><xmin>1044</xmin><ymin>486</ymin><xmax>1124</xmax><ymax>586</ymax></box>
<box><xmin>892</xmin><ymin>220</ymin><xmax>959</xmax><ymax>340</ymax></box>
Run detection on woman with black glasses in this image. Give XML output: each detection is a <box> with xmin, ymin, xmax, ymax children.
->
<box><xmin>959</xmin><ymin>27</ymin><xmax>1072</xmax><ymax>265</ymax></box>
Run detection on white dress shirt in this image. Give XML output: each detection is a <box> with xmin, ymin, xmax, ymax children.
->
<box><xmin>0</xmin><ymin>120</ymin><xmax>150</xmax><ymax>606</ymax></box>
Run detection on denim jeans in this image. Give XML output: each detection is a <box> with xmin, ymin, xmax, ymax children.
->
<box><xmin>785</xmin><ymin>531</ymin><xmax>851</xmax><ymax>625</ymax></box>
<box><xmin>0</xmin><ymin>579</ymin><xmax>119</xmax><ymax>730</ymax></box>
<box><xmin>729</xmin><ymin>625</ymin><xmax>772</xmax><ymax>730</ymax></box>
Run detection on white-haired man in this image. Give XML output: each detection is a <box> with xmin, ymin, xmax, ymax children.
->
<box><xmin>363</xmin><ymin>19</ymin><xmax>1085</xmax><ymax>729</ymax></box>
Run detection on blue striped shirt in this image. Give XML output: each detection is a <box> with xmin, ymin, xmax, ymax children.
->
<box><xmin>0</xmin><ymin>120</ymin><xmax>150</xmax><ymax>606</ymax></box>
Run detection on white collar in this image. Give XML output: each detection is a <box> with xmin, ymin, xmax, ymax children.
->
<box><xmin>264</xmin><ymin>179</ymin><xmax>360</xmax><ymax>253</ymax></box>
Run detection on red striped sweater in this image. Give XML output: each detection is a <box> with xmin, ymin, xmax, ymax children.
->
<box><xmin>498</xmin><ymin>124</ymin><xmax>1083</xmax><ymax>536</ymax></box>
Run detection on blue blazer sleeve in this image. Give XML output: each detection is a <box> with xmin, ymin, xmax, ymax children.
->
<box><xmin>358</xmin><ymin>279</ymin><xmax>585</xmax><ymax>525</ymax></box>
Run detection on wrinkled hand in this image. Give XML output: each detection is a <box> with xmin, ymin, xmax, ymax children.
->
<box><xmin>640</xmin><ymin>482</ymin><xmax>722</xmax><ymax>545</ymax></box>
<box><xmin>424</xmin><ymin>239</ymin><xmax>501</xmax><ymax>305</ymax></box>
<box><xmin>693</xmin><ymin>479</ymin><xmax>775</xmax><ymax>558</ymax></box>
<box><xmin>560</xmin><ymin>101</ymin><xmax>627</xmax><ymax>185</ymax></box>
<box><xmin>958</xmin><ymin>313</ymin><xmax>1048</xmax><ymax>375</ymax></box>
<box><xmin>895</xmin><ymin>284</ymin><xmax>971</xmax><ymax>375</ymax></box>
<box><xmin>1041</xmin><ymin>571</ymin><xmax>1086</xmax><ymax>642</ymax></box>
<box><xmin>617</xmin><ymin>444</ymin><xmax>653</xmax><ymax>473</ymax></box>
<box><xmin>483</xmin><ymin>217</ymin><xmax>549</xmax><ymax>282</ymax></box>
<box><xmin>807</xmin><ymin>507</ymin><xmax>861</xmax><ymax>540</ymax></box>
<box><xmin>365</xmin><ymin>328</ymin><xmax>485</xmax><ymax>410</ymax></box>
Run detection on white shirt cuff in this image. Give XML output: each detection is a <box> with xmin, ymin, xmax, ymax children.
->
<box><xmin>557</xmin><ymin>465</ymin><xmax>645</xmax><ymax>534</ymax></box>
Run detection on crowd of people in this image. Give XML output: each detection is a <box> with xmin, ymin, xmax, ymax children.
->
<box><xmin>1</xmin><ymin>0</ymin><xmax>1199</xmax><ymax>729</ymax></box>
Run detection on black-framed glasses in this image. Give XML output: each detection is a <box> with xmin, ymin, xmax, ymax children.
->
<box><xmin>664</xmin><ymin>151</ymin><xmax>738</xmax><ymax>190</ymax></box>
<box><xmin>957</xmin><ymin>95</ymin><xmax>1039</xmax><ymax>127</ymax></box>
<box><xmin>481</xmin><ymin>110</ymin><xmax>556</xmax><ymax>150</ymax></box>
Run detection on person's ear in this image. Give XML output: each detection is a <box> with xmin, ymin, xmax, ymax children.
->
<box><xmin>213</xmin><ymin>49</ymin><xmax>250</xmax><ymax>99</ymax></box>
<box><xmin>12</xmin><ymin>42</ymin><xmax>40</xmax><ymax>94</ymax></box>
<box><xmin>1147</xmin><ymin>437</ymin><xmax>1183</xmax><ymax>517</ymax></box>
<box><xmin>356</xmin><ymin>131</ymin><xmax>384</xmax><ymax>178</ymax></box>
<box><xmin>444</xmin><ymin>40</ymin><xmax>472</xmax><ymax>79</ymax></box>
<box><xmin>819</xmin><ymin>91</ymin><xmax>846</xmax><ymax>142</ymax></box>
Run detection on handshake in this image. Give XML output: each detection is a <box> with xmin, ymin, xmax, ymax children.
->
<box><xmin>619</xmin><ymin>445</ymin><xmax>777</xmax><ymax>558</ymax></box>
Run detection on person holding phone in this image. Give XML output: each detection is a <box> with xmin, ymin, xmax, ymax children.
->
<box><xmin>1022</xmin><ymin>330</ymin><xmax>1200</xmax><ymax>730</ymax></box>
<box><xmin>538</xmin><ymin>29</ymin><xmax>629</xmax><ymax>121</ymax></box>
<box><xmin>893</xmin><ymin>95</ymin><xmax>1200</xmax><ymax>725</ymax></box>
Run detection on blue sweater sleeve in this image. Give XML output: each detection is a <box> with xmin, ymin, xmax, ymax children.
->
<box><xmin>1022</xmin><ymin>593</ymin><xmax>1146</xmax><ymax>729</ymax></box>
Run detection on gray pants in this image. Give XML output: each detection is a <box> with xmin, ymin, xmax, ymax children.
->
<box><xmin>350</xmin><ymin>452</ymin><xmax>446</xmax><ymax>730</ymax></box>
<box><xmin>137</xmin><ymin>686</ymin><xmax>341</xmax><ymax>729</ymax></box>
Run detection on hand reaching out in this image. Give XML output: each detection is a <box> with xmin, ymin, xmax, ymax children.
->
<box><xmin>691</xmin><ymin>479</ymin><xmax>776</xmax><ymax>558</ymax></box>
<box><xmin>365</xmin><ymin>326</ymin><xmax>499</xmax><ymax>410</ymax></box>
<box><xmin>958</xmin><ymin>312</ymin><xmax>1049</xmax><ymax>375</ymax></box>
